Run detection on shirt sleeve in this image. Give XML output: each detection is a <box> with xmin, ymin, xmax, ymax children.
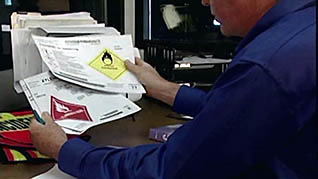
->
<box><xmin>172</xmin><ymin>85</ymin><xmax>208</xmax><ymax>117</ymax></box>
<box><xmin>58</xmin><ymin>62</ymin><xmax>297</xmax><ymax>179</ymax></box>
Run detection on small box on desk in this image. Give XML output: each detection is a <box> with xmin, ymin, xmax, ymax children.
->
<box><xmin>149</xmin><ymin>124</ymin><xmax>182</xmax><ymax>142</ymax></box>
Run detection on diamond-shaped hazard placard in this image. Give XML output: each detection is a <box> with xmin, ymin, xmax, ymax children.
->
<box><xmin>89</xmin><ymin>48</ymin><xmax>127</xmax><ymax>80</ymax></box>
<box><xmin>51</xmin><ymin>96</ymin><xmax>93</xmax><ymax>122</ymax></box>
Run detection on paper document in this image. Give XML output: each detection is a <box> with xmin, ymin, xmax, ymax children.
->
<box><xmin>32</xmin><ymin>35</ymin><xmax>145</xmax><ymax>94</ymax></box>
<box><xmin>11</xmin><ymin>29</ymin><xmax>42</xmax><ymax>92</ymax></box>
<box><xmin>161</xmin><ymin>5</ymin><xmax>183</xmax><ymax>29</ymax></box>
<box><xmin>177</xmin><ymin>56</ymin><xmax>232</xmax><ymax>65</ymax></box>
<box><xmin>20</xmin><ymin>72</ymin><xmax>141</xmax><ymax>135</ymax></box>
<box><xmin>10</xmin><ymin>12</ymin><xmax>98</xmax><ymax>93</ymax></box>
<box><xmin>11</xmin><ymin>12</ymin><xmax>96</xmax><ymax>29</ymax></box>
<box><xmin>30</xmin><ymin>26</ymin><xmax>120</xmax><ymax>37</ymax></box>
<box><xmin>32</xmin><ymin>164</ymin><xmax>76</xmax><ymax>179</ymax></box>
<box><xmin>11</xmin><ymin>25</ymin><xmax>120</xmax><ymax>93</ymax></box>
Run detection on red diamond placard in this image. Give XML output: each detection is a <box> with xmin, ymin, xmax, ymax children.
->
<box><xmin>51</xmin><ymin>96</ymin><xmax>93</xmax><ymax>122</ymax></box>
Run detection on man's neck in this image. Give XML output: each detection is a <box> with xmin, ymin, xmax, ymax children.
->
<box><xmin>241</xmin><ymin>0</ymin><xmax>279</xmax><ymax>37</ymax></box>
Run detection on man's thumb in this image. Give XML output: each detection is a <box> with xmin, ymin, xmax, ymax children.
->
<box><xmin>125</xmin><ymin>60</ymin><xmax>138</xmax><ymax>74</ymax></box>
<box><xmin>41</xmin><ymin>112</ymin><xmax>54</xmax><ymax>124</ymax></box>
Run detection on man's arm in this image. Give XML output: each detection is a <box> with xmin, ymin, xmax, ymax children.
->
<box><xmin>57</xmin><ymin>63</ymin><xmax>296</xmax><ymax>178</ymax></box>
<box><xmin>30</xmin><ymin>62</ymin><xmax>298</xmax><ymax>178</ymax></box>
<box><xmin>126</xmin><ymin>58</ymin><xmax>208</xmax><ymax>116</ymax></box>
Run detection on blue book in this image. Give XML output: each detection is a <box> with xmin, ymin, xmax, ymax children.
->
<box><xmin>149</xmin><ymin>124</ymin><xmax>182</xmax><ymax>142</ymax></box>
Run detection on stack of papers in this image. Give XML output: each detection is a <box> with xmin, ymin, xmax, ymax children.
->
<box><xmin>20</xmin><ymin>72</ymin><xmax>141</xmax><ymax>135</ymax></box>
<box><xmin>13</xmin><ymin>12</ymin><xmax>145</xmax><ymax>135</ymax></box>
<box><xmin>11</xmin><ymin>12</ymin><xmax>99</xmax><ymax>92</ymax></box>
<box><xmin>11</xmin><ymin>12</ymin><xmax>97</xmax><ymax>29</ymax></box>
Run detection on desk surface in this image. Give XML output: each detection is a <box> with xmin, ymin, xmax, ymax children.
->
<box><xmin>0</xmin><ymin>98</ymin><xmax>184</xmax><ymax>179</ymax></box>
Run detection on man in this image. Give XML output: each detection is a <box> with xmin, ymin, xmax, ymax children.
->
<box><xmin>30</xmin><ymin>0</ymin><xmax>316</xmax><ymax>178</ymax></box>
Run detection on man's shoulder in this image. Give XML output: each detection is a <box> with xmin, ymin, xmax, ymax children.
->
<box><xmin>232</xmin><ymin>6</ymin><xmax>316</xmax><ymax>94</ymax></box>
<box><xmin>240</xmin><ymin>5</ymin><xmax>316</xmax><ymax>67</ymax></box>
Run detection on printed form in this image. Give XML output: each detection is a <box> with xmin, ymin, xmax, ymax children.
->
<box><xmin>32</xmin><ymin>35</ymin><xmax>146</xmax><ymax>94</ymax></box>
<box><xmin>20</xmin><ymin>72</ymin><xmax>141</xmax><ymax>135</ymax></box>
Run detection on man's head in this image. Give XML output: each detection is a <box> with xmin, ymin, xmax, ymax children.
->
<box><xmin>202</xmin><ymin>0</ymin><xmax>279</xmax><ymax>37</ymax></box>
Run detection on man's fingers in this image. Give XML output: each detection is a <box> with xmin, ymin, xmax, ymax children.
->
<box><xmin>134</xmin><ymin>58</ymin><xmax>145</xmax><ymax>66</ymax></box>
<box><xmin>30</xmin><ymin>117</ymin><xmax>42</xmax><ymax>128</ymax></box>
<box><xmin>30</xmin><ymin>112</ymin><xmax>54</xmax><ymax>128</ymax></box>
<box><xmin>41</xmin><ymin>112</ymin><xmax>54</xmax><ymax>124</ymax></box>
<box><xmin>125</xmin><ymin>60</ymin><xmax>139</xmax><ymax>74</ymax></box>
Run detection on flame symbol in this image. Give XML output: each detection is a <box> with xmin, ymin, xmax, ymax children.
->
<box><xmin>55</xmin><ymin>101</ymin><xmax>71</xmax><ymax>113</ymax></box>
<box><xmin>102</xmin><ymin>50</ymin><xmax>113</xmax><ymax>66</ymax></box>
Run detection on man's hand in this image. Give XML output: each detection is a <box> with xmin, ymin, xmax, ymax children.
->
<box><xmin>125</xmin><ymin>58</ymin><xmax>167</xmax><ymax>95</ymax></box>
<box><xmin>125</xmin><ymin>58</ymin><xmax>180</xmax><ymax>106</ymax></box>
<box><xmin>29</xmin><ymin>112</ymin><xmax>67</xmax><ymax>160</ymax></box>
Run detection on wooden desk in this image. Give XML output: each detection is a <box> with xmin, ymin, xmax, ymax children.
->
<box><xmin>0</xmin><ymin>98</ymin><xmax>183</xmax><ymax>179</ymax></box>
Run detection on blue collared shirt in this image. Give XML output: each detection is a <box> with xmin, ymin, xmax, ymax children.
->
<box><xmin>58</xmin><ymin>0</ymin><xmax>317</xmax><ymax>178</ymax></box>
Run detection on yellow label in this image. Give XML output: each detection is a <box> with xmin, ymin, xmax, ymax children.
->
<box><xmin>89</xmin><ymin>48</ymin><xmax>127</xmax><ymax>80</ymax></box>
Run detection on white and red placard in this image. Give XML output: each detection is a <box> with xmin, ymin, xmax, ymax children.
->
<box><xmin>20</xmin><ymin>71</ymin><xmax>141</xmax><ymax>134</ymax></box>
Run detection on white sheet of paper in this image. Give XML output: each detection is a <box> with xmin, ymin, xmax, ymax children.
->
<box><xmin>32</xmin><ymin>164</ymin><xmax>76</xmax><ymax>179</ymax></box>
<box><xmin>161</xmin><ymin>5</ymin><xmax>183</xmax><ymax>29</ymax></box>
<box><xmin>11</xmin><ymin>29</ymin><xmax>43</xmax><ymax>93</ymax></box>
<box><xmin>11</xmin><ymin>27</ymin><xmax>121</xmax><ymax>93</ymax></box>
<box><xmin>177</xmin><ymin>56</ymin><xmax>232</xmax><ymax>65</ymax></box>
<box><xmin>37</xmin><ymin>26</ymin><xmax>120</xmax><ymax>36</ymax></box>
<box><xmin>20</xmin><ymin>72</ymin><xmax>141</xmax><ymax>134</ymax></box>
<box><xmin>32</xmin><ymin>35</ymin><xmax>145</xmax><ymax>94</ymax></box>
<box><xmin>15</xmin><ymin>12</ymin><xmax>96</xmax><ymax>29</ymax></box>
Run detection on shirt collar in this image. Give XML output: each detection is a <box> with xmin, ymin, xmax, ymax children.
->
<box><xmin>235</xmin><ymin>0</ymin><xmax>316</xmax><ymax>54</ymax></box>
